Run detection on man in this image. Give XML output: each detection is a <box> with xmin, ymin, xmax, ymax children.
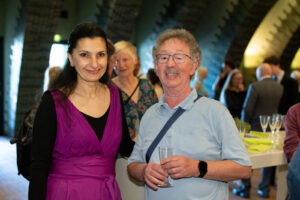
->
<box><xmin>233</xmin><ymin>64</ymin><xmax>283</xmax><ymax>198</ymax></box>
<box><xmin>284</xmin><ymin>103</ymin><xmax>300</xmax><ymax>163</ymax></box>
<box><xmin>213</xmin><ymin>60</ymin><xmax>235</xmax><ymax>100</ymax></box>
<box><xmin>255</xmin><ymin>56</ymin><xmax>298</xmax><ymax>198</ymax></box>
<box><xmin>284</xmin><ymin>103</ymin><xmax>300</xmax><ymax>199</ymax></box>
<box><xmin>242</xmin><ymin>64</ymin><xmax>283</xmax><ymax>131</ymax></box>
<box><xmin>127</xmin><ymin>29</ymin><xmax>251</xmax><ymax>200</ymax></box>
<box><xmin>264</xmin><ymin>56</ymin><xmax>298</xmax><ymax>115</ymax></box>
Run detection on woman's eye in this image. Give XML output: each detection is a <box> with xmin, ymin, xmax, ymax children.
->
<box><xmin>80</xmin><ymin>53</ymin><xmax>87</xmax><ymax>57</ymax></box>
<box><xmin>98</xmin><ymin>52</ymin><xmax>106</xmax><ymax>57</ymax></box>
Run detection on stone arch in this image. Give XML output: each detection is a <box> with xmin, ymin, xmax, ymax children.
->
<box><xmin>14</xmin><ymin>0</ymin><xmax>63</xmax><ymax>135</ymax></box>
<box><xmin>106</xmin><ymin>0</ymin><xmax>144</xmax><ymax>43</ymax></box>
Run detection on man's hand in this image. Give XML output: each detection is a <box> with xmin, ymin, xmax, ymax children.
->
<box><xmin>160</xmin><ymin>155</ymin><xmax>199</xmax><ymax>179</ymax></box>
<box><xmin>143</xmin><ymin>162</ymin><xmax>168</xmax><ymax>190</ymax></box>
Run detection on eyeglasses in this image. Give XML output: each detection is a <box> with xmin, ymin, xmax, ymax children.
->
<box><xmin>156</xmin><ymin>53</ymin><xmax>192</xmax><ymax>64</ymax></box>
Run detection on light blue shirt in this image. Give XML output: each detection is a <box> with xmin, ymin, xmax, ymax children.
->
<box><xmin>128</xmin><ymin>89</ymin><xmax>252</xmax><ymax>200</ymax></box>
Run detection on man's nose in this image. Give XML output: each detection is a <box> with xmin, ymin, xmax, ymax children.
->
<box><xmin>167</xmin><ymin>55</ymin><xmax>176</xmax><ymax>65</ymax></box>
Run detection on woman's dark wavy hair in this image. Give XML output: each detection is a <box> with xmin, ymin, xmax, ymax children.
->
<box><xmin>49</xmin><ymin>23</ymin><xmax>115</xmax><ymax>97</ymax></box>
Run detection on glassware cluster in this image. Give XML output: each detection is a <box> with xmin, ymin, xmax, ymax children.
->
<box><xmin>259</xmin><ymin>114</ymin><xmax>285</xmax><ymax>148</ymax></box>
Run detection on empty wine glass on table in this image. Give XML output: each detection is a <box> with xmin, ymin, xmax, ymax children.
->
<box><xmin>259</xmin><ymin>115</ymin><xmax>269</xmax><ymax>133</ymax></box>
<box><xmin>158</xmin><ymin>147</ymin><xmax>173</xmax><ymax>188</ymax></box>
<box><xmin>269</xmin><ymin>114</ymin><xmax>277</xmax><ymax>142</ymax></box>
<box><xmin>274</xmin><ymin>114</ymin><xmax>284</xmax><ymax>134</ymax></box>
<box><xmin>238</xmin><ymin>122</ymin><xmax>246</xmax><ymax>138</ymax></box>
<box><xmin>274</xmin><ymin>114</ymin><xmax>285</xmax><ymax>148</ymax></box>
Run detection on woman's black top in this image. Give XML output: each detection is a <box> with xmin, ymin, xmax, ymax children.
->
<box><xmin>29</xmin><ymin>91</ymin><xmax>134</xmax><ymax>199</ymax></box>
<box><xmin>225</xmin><ymin>90</ymin><xmax>247</xmax><ymax>119</ymax></box>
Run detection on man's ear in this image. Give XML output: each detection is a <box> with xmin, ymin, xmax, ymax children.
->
<box><xmin>190</xmin><ymin>61</ymin><xmax>199</xmax><ymax>75</ymax></box>
<box><xmin>67</xmin><ymin>53</ymin><xmax>74</xmax><ymax>67</ymax></box>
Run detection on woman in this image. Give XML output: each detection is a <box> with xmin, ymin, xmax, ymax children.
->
<box><xmin>29</xmin><ymin>23</ymin><xmax>134</xmax><ymax>200</ymax></box>
<box><xmin>220</xmin><ymin>69</ymin><xmax>246</xmax><ymax>118</ymax></box>
<box><xmin>194</xmin><ymin>66</ymin><xmax>209</xmax><ymax>97</ymax></box>
<box><xmin>111</xmin><ymin>41</ymin><xmax>158</xmax><ymax>141</ymax></box>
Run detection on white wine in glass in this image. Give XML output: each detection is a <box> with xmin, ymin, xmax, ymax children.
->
<box><xmin>158</xmin><ymin>147</ymin><xmax>173</xmax><ymax>187</ymax></box>
<box><xmin>259</xmin><ymin>115</ymin><xmax>269</xmax><ymax>133</ymax></box>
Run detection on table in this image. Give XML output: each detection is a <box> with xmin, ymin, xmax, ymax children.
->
<box><xmin>249</xmin><ymin>148</ymin><xmax>288</xmax><ymax>200</ymax></box>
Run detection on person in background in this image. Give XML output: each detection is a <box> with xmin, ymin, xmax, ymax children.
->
<box><xmin>10</xmin><ymin>66</ymin><xmax>62</xmax><ymax>180</ymax></box>
<box><xmin>242</xmin><ymin>64</ymin><xmax>283</xmax><ymax>131</ymax></box>
<box><xmin>234</xmin><ymin>64</ymin><xmax>283</xmax><ymax>198</ymax></box>
<box><xmin>47</xmin><ymin>66</ymin><xmax>62</xmax><ymax>89</ymax></box>
<box><xmin>287</xmin><ymin>140</ymin><xmax>300</xmax><ymax>200</ymax></box>
<box><xmin>220</xmin><ymin>69</ymin><xmax>246</xmax><ymax>119</ymax></box>
<box><xmin>29</xmin><ymin>23</ymin><xmax>134</xmax><ymax>200</ymax></box>
<box><xmin>111</xmin><ymin>41</ymin><xmax>158</xmax><ymax>142</ymax></box>
<box><xmin>147</xmin><ymin>68</ymin><xmax>163</xmax><ymax>99</ymax></box>
<box><xmin>291</xmin><ymin>70</ymin><xmax>300</xmax><ymax>102</ymax></box>
<box><xmin>194</xmin><ymin>66</ymin><xmax>209</xmax><ymax>97</ymax></box>
<box><xmin>255</xmin><ymin>56</ymin><xmax>298</xmax><ymax>198</ymax></box>
<box><xmin>213</xmin><ymin>60</ymin><xmax>235</xmax><ymax>100</ymax></box>
<box><xmin>107</xmin><ymin>39</ymin><xmax>117</xmax><ymax>78</ymax></box>
<box><xmin>127</xmin><ymin>28</ymin><xmax>251</xmax><ymax>200</ymax></box>
<box><xmin>284</xmin><ymin>103</ymin><xmax>300</xmax><ymax>162</ymax></box>
<box><xmin>284</xmin><ymin>103</ymin><xmax>300</xmax><ymax>199</ymax></box>
<box><xmin>264</xmin><ymin>56</ymin><xmax>298</xmax><ymax>114</ymax></box>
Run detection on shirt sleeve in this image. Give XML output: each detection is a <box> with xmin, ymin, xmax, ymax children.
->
<box><xmin>118</xmin><ymin>93</ymin><xmax>135</xmax><ymax>157</ymax></box>
<box><xmin>28</xmin><ymin>91</ymin><xmax>57</xmax><ymax>200</ymax></box>
<box><xmin>215</xmin><ymin>104</ymin><xmax>252</xmax><ymax>166</ymax></box>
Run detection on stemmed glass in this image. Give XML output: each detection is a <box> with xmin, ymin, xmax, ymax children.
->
<box><xmin>158</xmin><ymin>147</ymin><xmax>173</xmax><ymax>188</ymax></box>
<box><xmin>269</xmin><ymin>114</ymin><xmax>277</xmax><ymax>142</ymax></box>
<box><xmin>275</xmin><ymin>114</ymin><xmax>284</xmax><ymax>134</ymax></box>
<box><xmin>259</xmin><ymin>115</ymin><xmax>269</xmax><ymax>133</ymax></box>
<box><xmin>274</xmin><ymin>114</ymin><xmax>285</xmax><ymax>148</ymax></box>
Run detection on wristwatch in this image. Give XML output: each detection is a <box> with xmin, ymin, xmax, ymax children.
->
<box><xmin>198</xmin><ymin>160</ymin><xmax>207</xmax><ymax>178</ymax></box>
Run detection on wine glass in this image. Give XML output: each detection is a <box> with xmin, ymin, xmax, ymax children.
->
<box><xmin>239</xmin><ymin>122</ymin><xmax>246</xmax><ymax>138</ymax></box>
<box><xmin>158</xmin><ymin>147</ymin><xmax>173</xmax><ymax>187</ymax></box>
<box><xmin>259</xmin><ymin>115</ymin><xmax>269</xmax><ymax>133</ymax></box>
<box><xmin>274</xmin><ymin>114</ymin><xmax>285</xmax><ymax>148</ymax></box>
<box><xmin>275</xmin><ymin>114</ymin><xmax>283</xmax><ymax>134</ymax></box>
<box><xmin>269</xmin><ymin>114</ymin><xmax>277</xmax><ymax>142</ymax></box>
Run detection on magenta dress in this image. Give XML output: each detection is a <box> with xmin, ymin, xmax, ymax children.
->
<box><xmin>46</xmin><ymin>85</ymin><xmax>122</xmax><ymax>200</ymax></box>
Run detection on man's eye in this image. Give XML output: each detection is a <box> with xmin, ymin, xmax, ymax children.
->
<box><xmin>160</xmin><ymin>56</ymin><xmax>168</xmax><ymax>60</ymax></box>
<box><xmin>174</xmin><ymin>55</ymin><xmax>184</xmax><ymax>60</ymax></box>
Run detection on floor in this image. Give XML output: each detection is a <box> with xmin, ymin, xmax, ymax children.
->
<box><xmin>0</xmin><ymin>136</ymin><xmax>276</xmax><ymax>200</ymax></box>
<box><xmin>0</xmin><ymin>136</ymin><xmax>28</xmax><ymax>200</ymax></box>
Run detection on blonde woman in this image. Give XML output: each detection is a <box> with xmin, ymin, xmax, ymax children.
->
<box><xmin>111</xmin><ymin>41</ymin><xmax>158</xmax><ymax>141</ymax></box>
<box><xmin>194</xmin><ymin>66</ymin><xmax>209</xmax><ymax>97</ymax></box>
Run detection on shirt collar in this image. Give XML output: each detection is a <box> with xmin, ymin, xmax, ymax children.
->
<box><xmin>158</xmin><ymin>89</ymin><xmax>198</xmax><ymax>111</ymax></box>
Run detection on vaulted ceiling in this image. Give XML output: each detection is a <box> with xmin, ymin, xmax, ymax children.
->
<box><xmin>4</xmin><ymin>0</ymin><xmax>300</xmax><ymax>136</ymax></box>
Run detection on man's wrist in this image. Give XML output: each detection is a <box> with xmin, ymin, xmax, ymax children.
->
<box><xmin>198</xmin><ymin>160</ymin><xmax>207</xmax><ymax>178</ymax></box>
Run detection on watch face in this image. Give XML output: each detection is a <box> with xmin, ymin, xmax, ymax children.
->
<box><xmin>199</xmin><ymin>160</ymin><xmax>207</xmax><ymax>178</ymax></box>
